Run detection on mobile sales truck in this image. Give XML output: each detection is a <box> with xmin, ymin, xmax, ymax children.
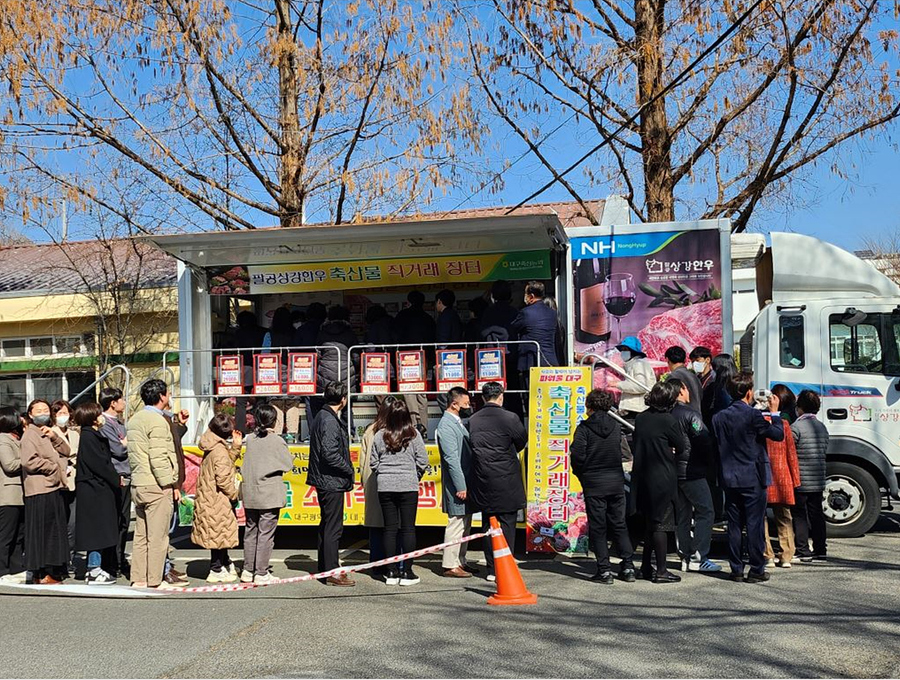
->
<box><xmin>145</xmin><ymin>207</ymin><xmax>900</xmax><ymax>539</ymax></box>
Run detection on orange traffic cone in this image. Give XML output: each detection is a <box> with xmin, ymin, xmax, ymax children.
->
<box><xmin>487</xmin><ymin>516</ymin><xmax>538</xmax><ymax>606</ymax></box>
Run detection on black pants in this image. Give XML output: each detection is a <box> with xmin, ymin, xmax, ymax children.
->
<box><xmin>793</xmin><ymin>490</ymin><xmax>827</xmax><ymax>557</ymax></box>
<box><xmin>0</xmin><ymin>505</ymin><xmax>25</xmax><ymax>576</ymax></box>
<box><xmin>317</xmin><ymin>490</ymin><xmax>345</xmax><ymax>575</ymax></box>
<box><xmin>379</xmin><ymin>491</ymin><xmax>418</xmax><ymax>570</ymax></box>
<box><xmin>585</xmin><ymin>494</ymin><xmax>634</xmax><ymax>573</ymax></box>
<box><xmin>210</xmin><ymin>548</ymin><xmax>231</xmax><ymax>572</ymax></box>
<box><xmin>107</xmin><ymin>483</ymin><xmax>132</xmax><ymax>575</ymax></box>
<box><xmin>725</xmin><ymin>485</ymin><xmax>768</xmax><ymax>575</ymax></box>
<box><xmin>482</xmin><ymin>511</ymin><xmax>517</xmax><ymax>574</ymax></box>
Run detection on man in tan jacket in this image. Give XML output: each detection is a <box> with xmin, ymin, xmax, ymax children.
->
<box><xmin>127</xmin><ymin>379</ymin><xmax>179</xmax><ymax>589</ymax></box>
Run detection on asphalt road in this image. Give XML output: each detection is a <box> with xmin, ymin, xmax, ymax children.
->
<box><xmin>1</xmin><ymin>513</ymin><xmax>899</xmax><ymax>679</ymax></box>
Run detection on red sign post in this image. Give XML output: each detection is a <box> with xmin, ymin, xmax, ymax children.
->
<box><xmin>216</xmin><ymin>355</ymin><xmax>243</xmax><ymax>396</ymax></box>
<box><xmin>287</xmin><ymin>353</ymin><xmax>317</xmax><ymax>395</ymax></box>
<box><xmin>397</xmin><ymin>350</ymin><xmax>427</xmax><ymax>393</ymax></box>
<box><xmin>360</xmin><ymin>352</ymin><xmax>391</xmax><ymax>394</ymax></box>
<box><xmin>253</xmin><ymin>354</ymin><xmax>281</xmax><ymax>395</ymax></box>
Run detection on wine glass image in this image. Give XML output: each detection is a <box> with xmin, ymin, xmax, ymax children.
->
<box><xmin>604</xmin><ymin>273</ymin><xmax>636</xmax><ymax>344</ymax></box>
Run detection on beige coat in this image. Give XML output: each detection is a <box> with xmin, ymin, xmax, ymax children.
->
<box><xmin>190</xmin><ymin>429</ymin><xmax>240</xmax><ymax>550</ymax></box>
<box><xmin>617</xmin><ymin>357</ymin><xmax>657</xmax><ymax>413</ymax></box>
<box><xmin>359</xmin><ymin>424</ymin><xmax>383</xmax><ymax>528</ymax></box>
<box><xmin>20</xmin><ymin>424</ymin><xmax>70</xmax><ymax>497</ymax></box>
<box><xmin>52</xmin><ymin>425</ymin><xmax>80</xmax><ymax>492</ymax></box>
<box><xmin>0</xmin><ymin>433</ymin><xmax>23</xmax><ymax>506</ymax></box>
<box><xmin>127</xmin><ymin>407</ymin><xmax>177</xmax><ymax>488</ymax></box>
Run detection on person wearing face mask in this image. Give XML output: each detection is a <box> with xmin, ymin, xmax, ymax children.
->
<box><xmin>20</xmin><ymin>399</ymin><xmax>71</xmax><ymax>584</ymax></box>
<box><xmin>126</xmin><ymin>379</ymin><xmax>180</xmax><ymax>589</ymax></box>
<box><xmin>51</xmin><ymin>399</ymin><xmax>80</xmax><ymax>572</ymax></box>
<box><xmin>689</xmin><ymin>347</ymin><xmax>716</xmax><ymax>419</ymax></box>
<box><xmin>73</xmin><ymin>401</ymin><xmax>122</xmax><ymax>585</ymax></box>
<box><xmin>436</xmin><ymin>387</ymin><xmax>477</xmax><ymax>578</ymax></box>
<box><xmin>614</xmin><ymin>336</ymin><xmax>657</xmax><ymax>419</ymax></box>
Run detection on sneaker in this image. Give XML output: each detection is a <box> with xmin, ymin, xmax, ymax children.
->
<box><xmin>698</xmin><ymin>559</ymin><xmax>723</xmax><ymax>573</ymax></box>
<box><xmin>240</xmin><ymin>570</ymin><xmax>254</xmax><ymax>584</ymax></box>
<box><xmin>486</xmin><ymin>574</ymin><xmax>496</xmax><ymax>583</ymax></box>
<box><xmin>86</xmin><ymin>569</ymin><xmax>116</xmax><ymax>586</ymax></box>
<box><xmin>399</xmin><ymin>569</ymin><xmax>421</xmax><ymax>587</ymax></box>
<box><xmin>253</xmin><ymin>572</ymin><xmax>280</xmax><ymax>585</ymax></box>
<box><xmin>0</xmin><ymin>572</ymin><xmax>27</xmax><ymax>584</ymax></box>
<box><xmin>680</xmin><ymin>559</ymin><xmax>690</xmax><ymax>572</ymax></box>
<box><xmin>227</xmin><ymin>563</ymin><xmax>238</xmax><ymax>576</ymax></box>
<box><xmin>384</xmin><ymin>568</ymin><xmax>400</xmax><ymax>586</ymax></box>
<box><xmin>687</xmin><ymin>559</ymin><xmax>703</xmax><ymax>572</ymax></box>
<box><xmin>799</xmin><ymin>555</ymin><xmax>814</xmax><ymax>563</ymax></box>
<box><xmin>812</xmin><ymin>554</ymin><xmax>828</xmax><ymax>562</ymax></box>
<box><xmin>791</xmin><ymin>556</ymin><xmax>801</xmax><ymax>564</ymax></box>
<box><xmin>206</xmin><ymin>568</ymin><xmax>236</xmax><ymax>584</ymax></box>
<box><xmin>766</xmin><ymin>559</ymin><xmax>777</xmax><ymax>568</ymax></box>
<box><xmin>620</xmin><ymin>569</ymin><xmax>636</xmax><ymax>583</ymax></box>
<box><xmin>590</xmin><ymin>571</ymin><xmax>614</xmax><ymax>585</ymax></box>
<box><xmin>778</xmin><ymin>561</ymin><xmax>792</xmax><ymax>569</ymax></box>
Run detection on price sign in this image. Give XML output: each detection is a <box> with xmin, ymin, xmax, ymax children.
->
<box><xmin>216</xmin><ymin>355</ymin><xmax>243</xmax><ymax>396</ymax></box>
<box><xmin>253</xmin><ymin>354</ymin><xmax>281</xmax><ymax>395</ymax></box>
<box><xmin>287</xmin><ymin>353</ymin><xmax>317</xmax><ymax>395</ymax></box>
<box><xmin>361</xmin><ymin>352</ymin><xmax>390</xmax><ymax>394</ymax></box>
<box><xmin>436</xmin><ymin>349</ymin><xmax>467</xmax><ymax>392</ymax></box>
<box><xmin>397</xmin><ymin>350</ymin><xmax>426</xmax><ymax>393</ymax></box>
<box><xmin>476</xmin><ymin>347</ymin><xmax>506</xmax><ymax>390</ymax></box>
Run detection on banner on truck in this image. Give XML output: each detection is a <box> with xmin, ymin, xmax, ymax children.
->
<box><xmin>570</xmin><ymin>227</ymin><xmax>723</xmax><ymax>385</ymax></box>
<box><xmin>525</xmin><ymin>366</ymin><xmax>591</xmax><ymax>555</ymax></box>
<box><xmin>206</xmin><ymin>250</ymin><xmax>551</xmax><ymax>295</ymax></box>
<box><xmin>216</xmin><ymin>355</ymin><xmax>243</xmax><ymax>396</ymax></box>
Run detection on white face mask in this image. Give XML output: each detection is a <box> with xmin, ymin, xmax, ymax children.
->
<box><xmin>692</xmin><ymin>361</ymin><xmax>707</xmax><ymax>374</ymax></box>
<box><xmin>56</xmin><ymin>414</ymin><xmax>70</xmax><ymax>428</ymax></box>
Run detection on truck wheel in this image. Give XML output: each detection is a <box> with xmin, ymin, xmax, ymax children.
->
<box><xmin>823</xmin><ymin>462</ymin><xmax>881</xmax><ymax>538</ymax></box>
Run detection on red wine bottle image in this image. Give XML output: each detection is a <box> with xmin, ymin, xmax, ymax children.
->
<box><xmin>574</xmin><ymin>258</ymin><xmax>610</xmax><ymax>343</ymax></box>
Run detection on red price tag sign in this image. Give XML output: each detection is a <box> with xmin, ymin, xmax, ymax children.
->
<box><xmin>287</xmin><ymin>352</ymin><xmax>317</xmax><ymax>395</ymax></box>
<box><xmin>436</xmin><ymin>349</ymin><xmax>467</xmax><ymax>392</ymax></box>
<box><xmin>476</xmin><ymin>347</ymin><xmax>506</xmax><ymax>390</ymax></box>
<box><xmin>253</xmin><ymin>354</ymin><xmax>281</xmax><ymax>395</ymax></box>
<box><xmin>216</xmin><ymin>355</ymin><xmax>243</xmax><ymax>396</ymax></box>
<box><xmin>360</xmin><ymin>352</ymin><xmax>390</xmax><ymax>394</ymax></box>
<box><xmin>397</xmin><ymin>350</ymin><xmax>426</xmax><ymax>393</ymax></box>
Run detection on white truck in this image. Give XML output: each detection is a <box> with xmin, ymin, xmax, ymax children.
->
<box><xmin>741</xmin><ymin>232</ymin><xmax>900</xmax><ymax>537</ymax></box>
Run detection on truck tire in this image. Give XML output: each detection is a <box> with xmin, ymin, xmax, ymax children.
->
<box><xmin>823</xmin><ymin>461</ymin><xmax>881</xmax><ymax>538</ymax></box>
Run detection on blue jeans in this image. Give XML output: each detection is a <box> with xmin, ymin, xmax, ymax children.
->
<box><xmin>87</xmin><ymin>551</ymin><xmax>102</xmax><ymax>570</ymax></box>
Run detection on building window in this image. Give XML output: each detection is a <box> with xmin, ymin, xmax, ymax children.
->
<box><xmin>2</xmin><ymin>340</ymin><xmax>26</xmax><ymax>358</ymax></box>
<box><xmin>779</xmin><ymin>315</ymin><xmax>805</xmax><ymax>369</ymax></box>
<box><xmin>0</xmin><ymin>371</ymin><xmax>97</xmax><ymax>410</ymax></box>
<box><xmin>30</xmin><ymin>338</ymin><xmax>54</xmax><ymax>357</ymax></box>
<box><xmin>0</xmin><ymin>374</ymin><xmax>27</xmax><ymax>412</ymax></box>
<box><xmin>0</xmin><ymin>335</ymin><xmax>89</xmax><ymax>359</ymax></box>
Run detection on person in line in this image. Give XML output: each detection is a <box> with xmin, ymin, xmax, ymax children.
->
<box><xmin>263</xmin><ymin>307</ymin><xmax>300</xmax><ymax>438</ymax></box>
<box><xmin>764</xmin><ymin>384</ymin><xmax>801</xmax><ymax>568</ymax></box>
<box><xmin>712</xmin><ymin>372</ymin><xmax>784</xmax><ymax>583</ymax></box>
<box><xmin>631</xmin><ymin>381</ymin><xmax>686</xmax><ymax>584</ymax></box>
<box><xmin>436</xmin><ymin>387</ymin><xmax>477</xmax><ymax>578</ymax></box>
<box><xmin>296</xmin><ymin>302</ymin><xmax>327</xmax><ymax>347</ymax></box>
<box><xmin>435</xmin><ymin>290</ymin><xmax>466</xmax><ymax>413</ymax></box>
<box><xmin>229</xmin><ymin>309</ymin><xmax>265</xmax><ymax>434</ymax></box>
<box><xmin>671</xmin><ymin>381</ymin><xmax>720</xmax><ymax>573</ymax></box>
<box><xmin>162</xmin><ymin>406</ymin><xmax>191</xmax><ymax>587</ymax></box>
<box><xmin>615</xmin><ymin>336</ymin><xmax>656</xmax><ymax>419</ymax></box>
<box><xmin>307</xmin><ymin>381</ymin><xmax>355</xmax><ymax>587</ymax></box>
<box><xmin>463</xmin><ymin>296</ymin><xmax>489</xmax><ymax>345</ymax></box>
<box><xmin>664</xmin><ymin>347</ymin><xmax>702</xmax><ymax>413</ymax></box>
<box><xmin>240</xmin><ymin>404</ymin><xmax>294</xmax><ymax>585</ymax></box>
<box><xmin>192</xmin><ymin>413</ymin><xmax>243</xmax><ymax>583</ymax></box>
<box><xmin>0</xmin><ymin>407</ymin><xmax>25</xmax><ymax>583</ymax></box>
<box><xmin>541</xmin><ymin>295</ymin><xmax>567</xmax><ymax>367</ymax></box>
<box><xmin>73</xmin><ymin>401</ymin><xmax>121</xmax><ymax>586</ymax></box>
<box><xmin>127</xmin><ymin>379</ymin><xmax>180</xmax><ymax>589</ymax></box>
<box><xmin>99</xmin><ymin>387</ymin><xmax>131</xmax><ymax>578</ymax></box>
<box><xmin>689</xmin><ymin>346</ymin><xmax>716</xmax><ymax>416</ymax></box>
<box><xmin>371</xmin><ymin>400</ymin><xmax>428</xmax><ymax>587</ymax></box>
<box><xmin>313</xmin><ymin>305</ymin><xmax>359</xmax><ymax>428</ymax></box>
<box><xmin>791</xmin><ymin>390</ymin><xmax>830</xmax><ymax>563</ymax></box>
<box><xmin>20</xmin><ymin>399</ymin><xmax>71</xmax><ymax>584</ymax></box>
<box><xmin>468</xmin><ymin>381</ymin><xmax>528</xmax><ymax>582</ymax></box>
<box><xmin>365</xmin><ymin>305</ymin><xmax>396</xmax><ymax>347</ymax></box>
<box><xmin>51</xmin><ymin>399</ymin><xmax>80</xmax><ymax>573</ymax></box>
<box><xmin>359</xmin><ymin>396</ymin><xmax>392</xmax><ymax>578</ymax></box>
<box><xmin>480</xmin><ymin>280</ymin><xmax>522</xmax><ymax>417</ymax></box>
<box><xmin>512</xmin><ymin>281</ymin><xmax>560</xmax><ymax>388</ymax></box>
<box><xmin>396</xmin><ymin>290</ymin><xmax>436</xmax><ymax>437</ymax></box>
<box><xmin>706</xmin><ymin>353</ymin><xmax>738</xmax><ymax>523</ymax></box>
<box><xmin>571</xmin><ymin>389</ymin><xmax>636</xmax><ymax>584</ymax></box>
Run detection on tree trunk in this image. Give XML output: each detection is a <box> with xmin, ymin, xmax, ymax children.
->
<box><xmin>276</xmin><ymin>0</ymin><xmax>303</xmax><ymax>228</ymax></box>
<box><xmin>634</xmin><ymin>0</ymin><xmax>675</xmax><ymax>223</ymax></box>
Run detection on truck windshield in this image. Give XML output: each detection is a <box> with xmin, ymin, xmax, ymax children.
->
<box><xmin>829</xmin><ymin>312</ymin><xmax>900</xmax><ymax>376</ymax></box>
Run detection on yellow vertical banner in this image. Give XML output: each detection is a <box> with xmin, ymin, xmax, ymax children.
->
<box><xmin>525</xmin><ymin>366</ymin><xmax>592</xmax><ymax>554</ymax></box>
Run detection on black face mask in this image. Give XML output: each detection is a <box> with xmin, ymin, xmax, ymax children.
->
<box><xmin>458</xmin><ymin>408</ymin><xmax>473</xmax><ymax>419</ymax></box>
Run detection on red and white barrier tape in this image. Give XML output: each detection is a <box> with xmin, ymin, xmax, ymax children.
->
<box><xmin>166</xmin><ymin>527</ymin><xmax>502</xmax><ymax>594</ymax></box>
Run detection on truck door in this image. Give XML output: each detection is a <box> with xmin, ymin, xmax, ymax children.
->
<box><xmin>818</xmin><ymin>304</ymin><xmax>900</xmax><ymax>535</ymax></box>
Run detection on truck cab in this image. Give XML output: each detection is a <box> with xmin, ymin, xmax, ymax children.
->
<box><xmin>742</xmin><ymin>233</ymin><xmax>900</xmax><ymax>537</ymax></box>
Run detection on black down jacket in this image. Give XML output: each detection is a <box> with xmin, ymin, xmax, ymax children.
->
<box><xmin>316</xmin><ymin>320</ymin><xmax>359</xmax><ymax>392</ymax></box>
<box><xmin>791</xmin><ymin>415</ymin><xmax>829</xmax><ymax>492</ymax></box>
<box><xmin>306</xmin><ymin>406</ymin><xmax>353</xmax><ymax>492</ymax></box>
<box><xmin>467</xmin><ymin>403</ymin><xmax>528</xmax><ymax>514</ymax></box>
<box><xmin>570</xmin><ymin>411</ymin><xmax>626</xmax><ymax>497</ymax></box>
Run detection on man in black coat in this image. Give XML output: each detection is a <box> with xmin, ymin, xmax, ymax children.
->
<box><xmin>570</xmin><ymin>389</ymin><xmax>635</xmax><ymax>584</ymax></box>
<box><xmin>511</xmin><ymin>281</ymin><xmax>560</xmax><ymax>385</ymax></box>
<box><xmin>395</xmin><ymin>290</ymin><xmax>436</xmax><ymax>435</ymax></box>
<box><xmin>306</xmin><ymin>381</ymin><xmax>355</xmax><ymax>587</ymax></box>
<box><xmin>467</xmin><ymin>381</ymin><xmax>527</xmax><ymax>581</ymax></box>
<box><xmin>712</xmin><ymin>373</ymin><xmax>784</xmax><ymax>583</ymax></box>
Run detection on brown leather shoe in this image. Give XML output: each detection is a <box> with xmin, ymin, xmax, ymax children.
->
<box><xmin>325</xmin><ymin>575</ymin><xmax>356</xmax><ymax>587</ymax></box>
<box><xmin>443</xmin><ymin>566</ymin><xmax>473</xmax><ymax>578</ymax></box>
<box><xmin>163</xmin><ymin>571</ymin><xmax>189</xmax><ymax>588</ymax></box>
<box><xmin>168</xmin><ymin>568</ymin><xmax>187</xmax><ymax>579</ymax></box>
<box><xmin>38</xmin><ymin>575</ymin><xmax>63</xmax><ymax>585</ymax></box>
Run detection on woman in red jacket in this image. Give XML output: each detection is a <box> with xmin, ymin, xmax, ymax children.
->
<box><xmin>764</xmin><ymin>385</ymin><xmax>802</xmax><ymax>568</ymax></box>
